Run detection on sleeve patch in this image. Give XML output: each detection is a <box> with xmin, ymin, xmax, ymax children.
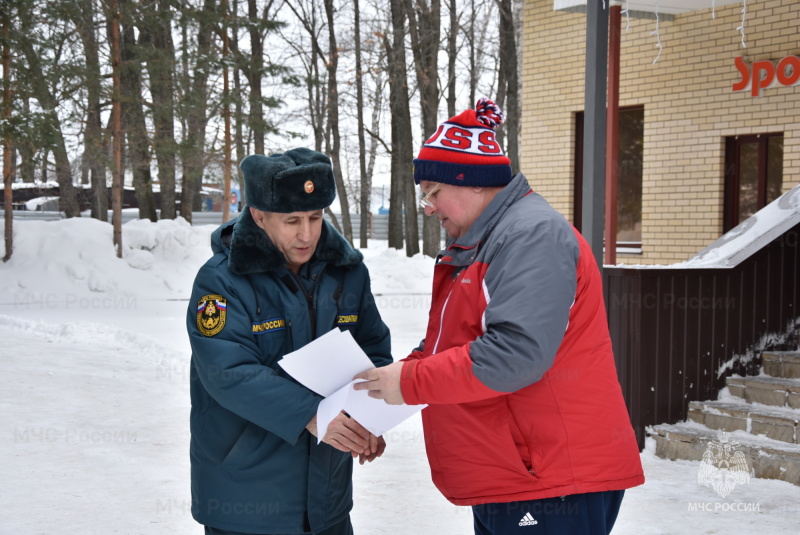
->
<box><xmin>197</xmin><ymin>294</ymin><xmax>227</xmax><ymax>336</ymax></box>
<box><xmin>252</xmin><ymin>317</ymin><xmax>286</xmax><ymax>334</ymax></box>
<box><xmin>336</xmin><ymin>313</ymin><xmax>359</xmax><ymax>326</ymax></box>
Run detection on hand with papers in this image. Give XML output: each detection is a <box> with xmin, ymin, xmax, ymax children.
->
<box><xmin>279</xmin><ymin>328</ymin><xmax>425</xmax><ymax>459</ymax></box>
<box><xmin>352</xmin><ymin>362</ymin><xmax>405</xmax><ymax>405</ymax></box>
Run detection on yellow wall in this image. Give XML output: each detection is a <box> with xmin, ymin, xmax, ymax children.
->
<box><xmin>521</xmin><ymin>0</ymin><xmax>800</xmax><ymax>264</ymax></box>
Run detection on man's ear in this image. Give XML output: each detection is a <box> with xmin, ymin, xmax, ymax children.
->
<box><xmin>250</xmin><ymin>207</ymin><xmax>266</xmax><ymax>230</ymax></box>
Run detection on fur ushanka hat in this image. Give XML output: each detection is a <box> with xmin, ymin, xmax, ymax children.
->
<box><xmin>239</xmin><ymin>148</ymin><xmax>336</xmax><ymax>213</ymax></box>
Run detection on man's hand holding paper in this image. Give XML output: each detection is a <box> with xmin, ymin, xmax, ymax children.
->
<box><xmin>305</xmin><ymin>411</ymin><xmax>383</xmax><ymax>464</ymax></box>
<box><xmin>279</xmin><ymin>328</ymin><xmax>425</xmax><ymax>458</ymax></box>
<box><xmin>352</xmin><ymin>362</ymin><xmax>405</xmax><ymax>405</ymax></box>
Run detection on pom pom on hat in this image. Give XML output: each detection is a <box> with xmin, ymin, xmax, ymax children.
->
<box><xmin>240</xmin><ymin>148</ymin><xmax>336</xmax><ymax>213</ymax></box>
<box><xmin>475</xmin><ymin>97</ymin><xmax>505</xmax><ymax>129</ymax></box>
<box><xmin>413</xmin><ymin>98</ymin><xmax>512</xmax><ymax>187</ymax></box>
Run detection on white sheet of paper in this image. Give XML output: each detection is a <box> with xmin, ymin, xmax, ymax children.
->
<box><xmin>279</xmin><ymin>329</ymin><xmax>427</xmax><ymax>442</ymax></box>
<box><xmin>278</xmin><ymin>328</ymin><xmax>375</xmax><ymax>397</ymax></box>
<box><xmin>315</xmin><ymin>381</ymin><xmax>353</xmax><ymax>441</ymax></box>
<box><xmin>315</xmin><ymin>380</ymin><xmax>426</xmax><ymax>443</ymax></box>
<box><xmin>340</xmin><ymin>380</ymin><xmax>426</xmax><ymax>437</ymax></box>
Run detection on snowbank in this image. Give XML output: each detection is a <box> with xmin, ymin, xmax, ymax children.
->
<box><xmin>0</xmin><ymin>217</ymin><xmax>213</xmax><ymax>300</ymax></box>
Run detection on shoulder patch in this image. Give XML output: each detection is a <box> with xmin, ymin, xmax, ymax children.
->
<box><xmin>197</xmin><ymin>294</ymin><xmax>227</xmax><ymax>337</ymax></box>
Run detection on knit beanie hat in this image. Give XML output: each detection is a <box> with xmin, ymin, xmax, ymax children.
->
<box><xmin>239</xmin><ymin>148</ymin><xmax>336</xmax><ymax>213</ymax></box>
<box><xmin>413</xmin><ymin>98</ymin><xmax>512</xmax><ymax>187</ymax></box>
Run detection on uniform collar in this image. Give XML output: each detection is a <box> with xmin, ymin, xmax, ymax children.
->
<box><xmin>221</xmin><ymin>209</ymin><xmax>363</xmax><ymax>276</ymax></box>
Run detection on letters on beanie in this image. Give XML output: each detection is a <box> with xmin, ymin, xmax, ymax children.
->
<box><xmin>413</xmin><ymin>98</ymin><xmax>513</xmax><ymax>188</ymax></box>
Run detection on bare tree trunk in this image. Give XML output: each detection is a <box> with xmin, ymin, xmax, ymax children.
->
<box><xmin>231</xmin><ymin>0</ymin><xmax>246</xmax><ymax>204</ymax></box>
<box><xmin>222</xmin><ymin>0</ymin><xmax>232</xmax><ymax>223</ymax></box>
<box><xmin>244</xmin><ymin>0</ymin><xmax>261</xmax><ymax>151</ymax></box>
<box><xmin>225</xmin><ymin>0</ymin><xmax>285</xmax><ymax>166</ymax></box>
<box><xmin>446</xmin><ymin>0</ymin><xmax>458</xmax><ymax>118</ymax></box>
<box><xmin>140</xmin><ymin>0</ymin><xmax>177</xmax><ymax>219</ymax></box>
<box><xmin>109</xmin><ymin>0</ymin><xmax>123</xmax><ymax>257</ymax></box>
<box><xmin>366</xmin><ymin>73</ymin><xmax>383</xmax><ymax>186</ymax></box>
<box><xmin>385</xmin><ymin>8</ymin><xmax>403</xmax><ymax>251</ymax></box>
<box><xmin>495</xmin><ymin>0</ymin><xmax>519</xmax><ymax>173</ymax></box>
<box><xmin>285</xmin><ymin>1</ymin><xmax>335</xmax><ymax>229</ymax></box>
<box><xmin>285</xmin><ymin>1</ymin><xmax>327</xmax><ymax>152</ymax></box>
<box><xmin>120</xmin><ymin>2</ymin><xmax>156</xmax><ymax>221</ymax></box>
<box><xmin>41</xmin><ymin>150</ymin><xmax>48</xmax><ymax>183</ymax></box>
<box><xmin>245</xmin><ymin>0</ymin><xmax>272</xmax><ymax>155</ymax></box>
<box><xmin>323</xmin><ymin>0</ymin><xmax>352</xmax><ymax>243</ymax></box>
<box><xmin>18</xmin><ymin>98</ymin><xmax>35</xmax><ymax>184</ymax></box>
<box><xmin>3</xmin><ymin>9</ymin><xmax>12</xmax><ymax>262</ymax></box>
<box><xmin>405</xmin><ymin>0</ymin><xmax>441</xmax><ymax>257</ymax></box>
<box><xmin>354</xmin><ymin>0</ymin><xmax>369</xmax><ymax>248</ymax></box>
<box><xmin>311</xmin><ymin>47</ymin><xmax>325</xmax><ymax>153</ymax></box>
<box><xmin>17</xmin><ymin>4</ymin><xmax>80</xmax><ymax>217</ymax></box>
<box><xmin>402</xmin><ymin>156</ymin><xmax>419</xmax><ymax>256</ymax></box>
<box><xmin>359</xmin><ymin>69</ymin><xmax>384</xmax><ymax>238</ymax></box>
<box><xmin>468</xmin><ymin>0</ymin><xmax>476</xmax><ymax>106</ymax></box>
<box><xmin>405</xmin><ymin>0</ymin><xmax>439</xmax><ymax>135</ymax></box>
<box><xmin>50</xmin><ymin>143</ymin><xmax>79</xmax><ymax>216</ymax></box>
<box><xmin>75</xmin><ymin>0</ymin><xmax>108</xmax><ymax>221</ymax></box>
<box><xmin>460</xmin><ymin>0</ymin><xmax>494</xmax><ymax>107</ymax></box>
<box><xmin>180</xmin><ymin>0</ymin><xmax>217</xmax><ymax>223</ymax></box>
<box><xmin>80</xmin><ymin>151</ymin><xmax>89</xmax><ymax>185</ymax></box>
<box><xmin>385</xmin><ymin>0</ymin><xmax>418</xmax><ymax>256</ymax></box>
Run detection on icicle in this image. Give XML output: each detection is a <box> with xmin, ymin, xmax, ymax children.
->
<box><xmin>712</xmin><ymin>0</ymin><xmax>717</xmax><ymax>19</ymax></box>
<box><xmin>736</xmin><ymin>0</ymin><xmax>748</xmax><ymax>48</ymax></box>
<box><xmin>651</xmin><ymin>0</ymin><xmax>663</xmax><ymax>64</ymax></box>
<box><xmin>602</xmin><ymin>0</ymin><xmax>607</xmax><ymax>10</ymax></box>
<box><xmin>622</xmin><ymin>0</ymin><xmax>630</xmax><ymax>31</ymax></box>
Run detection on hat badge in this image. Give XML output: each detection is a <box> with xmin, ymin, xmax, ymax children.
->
<box><xmin>304</xmin><ymin>180</ymin><xmax>315</xmax><ymax>194</ymax></box>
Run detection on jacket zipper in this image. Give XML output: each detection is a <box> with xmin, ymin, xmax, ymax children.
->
<box><xmin>286</xmin><ymin>319</ymin><xmax>294</xmax><ymax>351</ymax></box>
<box><xmin>289</xmin><ymin>267</ymin><xmax>326</xmax><ymax>340</ymax></box>
<box><xmin>431</xmin><ymin>273</ymin><xmax>460</xmax><ymax>354</ymax></box>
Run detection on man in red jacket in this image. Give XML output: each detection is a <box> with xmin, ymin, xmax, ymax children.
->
<box><xmin>355</xmin><ymin>99</ymin><xmax>644</xmax><ymax>534</ymax></box>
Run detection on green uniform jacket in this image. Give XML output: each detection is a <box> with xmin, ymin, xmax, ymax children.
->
<box><xmin>187</xmin><ymin>210</ymin><xmax>391</xmax><ymax>534</ymax></box>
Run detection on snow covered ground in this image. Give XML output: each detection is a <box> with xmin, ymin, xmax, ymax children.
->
<box><xmin>1</xmin><ymin>217</ymin><xmax>798</xmax><ymax>534</ymax></box>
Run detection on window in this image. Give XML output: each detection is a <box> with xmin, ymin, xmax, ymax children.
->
<box><xmin>574</xmin><ymin>106</ymin><xmax>644</xmax><ymax>251</ymax></box>
<box><xmin>724</xmin><ymin>133</ymin><xmax>783</xmax><ymax>233</ymax></box>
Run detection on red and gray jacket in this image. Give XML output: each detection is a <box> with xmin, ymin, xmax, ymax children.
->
<box><xmin>400</xmin><ymin>173</ymin><xmax>645</xmax><ymax>506</ymax></box>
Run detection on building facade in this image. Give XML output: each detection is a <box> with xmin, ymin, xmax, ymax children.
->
<box><xmin>521</xmin><ymin>0</ymin><xmax>800</xmax><ymax>264</ymax></box>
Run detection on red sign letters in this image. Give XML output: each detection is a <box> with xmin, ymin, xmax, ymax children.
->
<box><xmin>733</xmin><ymin>55</ymin><xmax>800</xmax><ymax>97</ymax></box>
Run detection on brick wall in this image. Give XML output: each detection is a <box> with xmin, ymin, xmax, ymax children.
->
<box><xmin>521</xmin><ymin>0</ymin><xmax>800</xmax><ymax>264</ymax></box>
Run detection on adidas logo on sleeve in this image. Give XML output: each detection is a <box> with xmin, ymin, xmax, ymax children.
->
<box><xmin>518</xmin><ymin>512</ymin><xmax>539</xmax><ymax>527</ymax></box>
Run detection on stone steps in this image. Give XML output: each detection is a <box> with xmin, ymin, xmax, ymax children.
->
<box><xmin>687</xmin><ymin>399</ymin><xmax>799</xmax><ymax>443</ymax></box>
<box><xmin>648</xmin><ymin>348</ymin><xmax>800</xmax><ymax>486</ymax></box>
<box><xmin>649</xmin><ymin>421</ymin><xmax>800</xmax><ymax>484</ymax></box>
<box><xmin>762</xmin><ymin>351</ymin><xmax>800</xmax><ymax>379</ymax></box>
<box><xmin>726</xmin><ymin>374</ymin><xmax>800</xmax><ymax>409</ymax></box>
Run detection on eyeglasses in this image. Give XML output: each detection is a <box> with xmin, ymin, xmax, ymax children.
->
<box><xmin>419</xmin><ymin>183</ymin><xmax>442</xmax><ymax>209</ymax></box>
